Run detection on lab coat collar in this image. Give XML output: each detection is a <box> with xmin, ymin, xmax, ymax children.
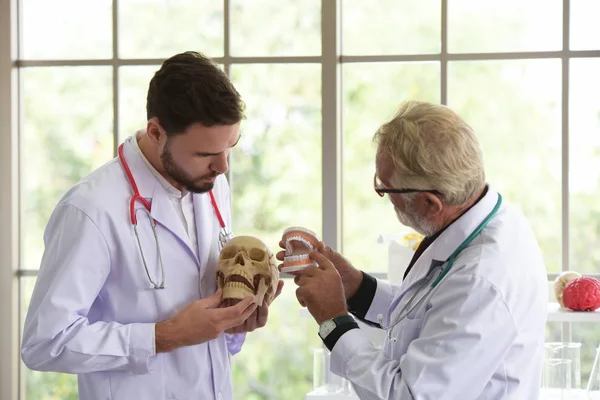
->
<box><xmin>130</xmin><ymin>130</ymin><xmax>186</xmax><ymax>199</ymax></box>
<box><xmin>397</xmin><ymin>186</ymin><xmax>500</xmax><ymax>295</ymax></box>
<box><xmin>430</xmin><ymin>186</ymin><xmax>500</xmax><ymax>263</ymax></box>
<box><xmin>120</xmin><ymin>136</ymin><xmax>192</xmax><ymax>254</ymax></box>
<box><xmin>121</xmin><ymin>136</ymin><xmax>158</xmax><ymax>200</ymax></box>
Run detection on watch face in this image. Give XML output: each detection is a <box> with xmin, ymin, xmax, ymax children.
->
<box><xmin>319</xmin><ymin>319</ymin><xmax>337</xmax><ymax>338</ymax></box>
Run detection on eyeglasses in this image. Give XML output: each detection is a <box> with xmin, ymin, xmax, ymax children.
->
<box><xmin>373</xmin><ymin>174</ymin><xmax>443</xmax><ymax>197</ymax></box>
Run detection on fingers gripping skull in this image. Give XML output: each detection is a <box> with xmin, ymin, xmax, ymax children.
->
<box><xmin>216</xmin><ymin>236</ymin><xmax>279</xmax><ymax>306</ymax></box>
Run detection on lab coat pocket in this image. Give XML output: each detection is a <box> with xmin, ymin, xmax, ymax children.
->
<box><xmin>108</xmin><ymin>355</ymin><xmax>164</xmax><ymax>399</ymax></box>
<box><xmin>384</xmin><ymin>317</ymin><xmax>424</xmax><ymax>361</ymax></box>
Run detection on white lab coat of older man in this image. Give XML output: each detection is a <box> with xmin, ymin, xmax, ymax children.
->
<box><xmin>328</xmin><ymin>188</ymin><xmax>548</xmax><ymax>399</ymax></box>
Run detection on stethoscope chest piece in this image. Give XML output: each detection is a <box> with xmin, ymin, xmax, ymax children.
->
<box><xmin>218</xmin><ymin>229</ymin><xmax>235</xmax><ymax>251</ymax></box>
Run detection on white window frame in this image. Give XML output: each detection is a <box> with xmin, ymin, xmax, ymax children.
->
<box><xmin>1</xmin><ymin>0</ymin><xmax>599</xmax><ymax>398</ymax></box>
<box><xmin>0</xmin><ymin>0</ymin><xmax>20</xmax><ymax>397</ymax></box>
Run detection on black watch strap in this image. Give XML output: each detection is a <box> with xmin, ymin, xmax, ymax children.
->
<box><xmin>332</xmin><ymin>315</ymin><xmax>356</xmax><ymax>326</ymax></box>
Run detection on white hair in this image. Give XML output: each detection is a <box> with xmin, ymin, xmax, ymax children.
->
<box><xmin>373</xmin><ymin>100</ymin><xmax>485</xmax><ymax>205</ymax></box>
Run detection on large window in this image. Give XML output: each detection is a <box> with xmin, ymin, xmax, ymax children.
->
<box><xmin>3</xmin><ymin>0</ymin><xmax>600</xmax><ymax>399</ymax></box>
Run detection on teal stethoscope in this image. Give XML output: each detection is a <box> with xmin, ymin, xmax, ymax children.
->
<box><xmin>377</xmin><ymin>194</ymin><xmax>503</xmax><ymax>342</ymax></box>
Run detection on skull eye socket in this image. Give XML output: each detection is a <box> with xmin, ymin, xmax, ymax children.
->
<box><xmin>248</xmin><ymin>248</ymin><xmax>266</xmax><ymax>261</ymax></box>
<box><xmin>220</xmin><ymin>245</ymin><xmax>238</xmax><ymax>259</ymax></box>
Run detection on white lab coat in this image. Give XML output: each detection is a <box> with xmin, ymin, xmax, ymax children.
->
<box><xmin>331</xmin><ymin>189</ymin><xmax>548</xmax><ymax>399</ymax></box>
<box><xmin>21</xmin><ymin>136</ymin><xmax>243</xmax><ymax>400</ymax></box>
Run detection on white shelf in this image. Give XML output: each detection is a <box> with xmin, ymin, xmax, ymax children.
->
<box><xmin>302</xmin><ymin>303</ymin><xmax>600</xmax><ymax>323</ymax></box>
<box><xmin>547</xmin><ymin>302</ymin><xmax>600</xmax><ymax>323</ymax></box>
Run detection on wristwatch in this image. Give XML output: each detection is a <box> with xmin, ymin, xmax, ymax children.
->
<box><xmin>318</xmin><ymin>315</ymin><xmax>357</xmax><ymax>340</ymax></box>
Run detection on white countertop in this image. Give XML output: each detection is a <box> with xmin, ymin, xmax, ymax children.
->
<box><xmin>547</xmin><ymin>302</ymin><xmax>600</xmax><ymax>322</ymax></box>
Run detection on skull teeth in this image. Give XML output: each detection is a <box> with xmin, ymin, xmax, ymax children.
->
<box><xmin>227</xmin><ymin>270</ymin><xmax>252</xmax><ymax>282</ymax></box>
<box><xmin>225</xmin><ymin>273</ymin><xmax>254</xmax><ymax>290</ymax></box>
<box><xmin>224</xmin><ymin>281</ymin><xmax>254</xmax><ymax>293</ymax></box>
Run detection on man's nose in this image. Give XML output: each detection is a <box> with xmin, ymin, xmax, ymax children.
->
<box><xmin>211</xmin><ymin>152</ymin><xmax>229</xmax><ymax>174</ymax></box>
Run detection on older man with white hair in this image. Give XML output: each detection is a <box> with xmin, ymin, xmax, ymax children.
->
<box><xmin>280</xmin><ymin>100</ymin><xmax>548</xmax><ymax>399</ymax></box>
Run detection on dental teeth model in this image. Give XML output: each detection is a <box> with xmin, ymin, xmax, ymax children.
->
<box><xmin>280</xmin><ymin>226</ymin><xmax>320</xmax><ymax>273</ymax></box>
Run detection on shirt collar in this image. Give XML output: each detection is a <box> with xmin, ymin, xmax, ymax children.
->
<box><xmin>131</xmin><ymin>129</ymin><xmax>188</xmax><ymax>200</ymax></box>
<box><xmin>430</xmin><ymin>186</ymin><xmax>501</xmax><ymax>263</ymax></box>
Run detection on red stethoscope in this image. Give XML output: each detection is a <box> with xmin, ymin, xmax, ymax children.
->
<box><xmin>117</xmin><ymin>142</ymin><xmax>234</xmax><ymax>289</ymax></box>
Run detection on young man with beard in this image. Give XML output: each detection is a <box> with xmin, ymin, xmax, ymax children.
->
<box><xmin>281</xmin><ymin>101</ymin><xmax>547</xmax><ymax>399</ymax></box>
<box><xmin>22</xmin><ymin>51</ymin><xmax>282</xmax><ymax>400</ymax></box>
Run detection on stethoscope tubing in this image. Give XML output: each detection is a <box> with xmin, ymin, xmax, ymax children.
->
<box><xmin>378</xmin><ymin>194</ymin><xmax>503</xmax><ymax>340</ymax></box>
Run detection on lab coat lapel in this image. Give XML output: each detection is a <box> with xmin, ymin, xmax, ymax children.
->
<box><xmin>149</xmin><ymin>186</ymin><xmax>198</xmax><ymax>260</ymax></box>
<box><xmin>395</xmin><ymin>246</ymin><xmax>437</xmax><ymax>299</ymax></box>
<box><xmin>193</xmin><ymin>192</ymin><xmax>216</xmax><ymax>276</ymax></box>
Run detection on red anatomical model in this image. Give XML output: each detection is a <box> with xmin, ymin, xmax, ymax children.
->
<box><xmin>563</xmin><ymin>277</ymin><xmax>600</xmax><ymax>312</ymax></box>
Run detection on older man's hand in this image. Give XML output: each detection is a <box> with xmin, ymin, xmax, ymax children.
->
<box><xmin>276</xmin><ymin>240</ymin><xmax>363</xmax><ymax>302</ymax></box>
<box><xmin>293</xmin><ymin>250</ymin><xmax>348</xmax><ymax>325</ymax></box>
<box><xmin>224</xmin><ymin>280</ymin><xmax>284</xmax><ymax>334</ymax></box>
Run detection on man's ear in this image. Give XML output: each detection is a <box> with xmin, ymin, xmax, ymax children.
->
<box><xmin>146</xmin><ymin>119</ymin><xmax>163</xmax><ymax>143</ymax></box>
<box><xmin>421</xmin><ymin>192</ymin><xmax>443</xmax><ymax>218</ymax></box>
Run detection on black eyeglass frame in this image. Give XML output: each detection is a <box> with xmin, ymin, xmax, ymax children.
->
<box><xmin>373</xmin><ymin>174</ymin><xmax>443</xmax><ymax>198</ymax></box>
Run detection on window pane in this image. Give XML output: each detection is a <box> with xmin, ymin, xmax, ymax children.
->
<box><xmin>570</xmin><ymin>59</ymin><xmax>600</xmax><ymax>273</ymax></box>
<box><xmin>21</xmin><ymin>67</ymin><xmax>114</xmax><ymax>270</ymax></box>
<box><xmin>342</xmin><ymin>63</ymin><xmax>440</xmax><ymax>274</ymax></box>
<box><xmin>118</xmin><ymin>65</ymin><xmax>160</xmax><ymax>143</ymax></box>
<box><xmin>21</xmin><ymin>277</ymin><xmax>79</xmax><ymax>399</ymax></box>
<box><xmin>570</xmin><ymin>0</ymin><xmax>600</xmax><ymax>50</ymax></box>
<box><xmin>230</xmin><ymin>0</ymin><xmax>321</xmax><ymax>56</ymax></box>
<box><xmin>231</xmin><ymin>286</ymin><xmax>321</xmax><ymax>399</ymax></box>
<box><xmin>21</xmin><ymin>0</ymin><xmax>112</xmax><ymax>59</ymax></box>
<box><xmin>341</xmin><ymin>0</ymin><xmax>441</xmax><ymax>55</ymax></box>
<box><xmin>228</xmin><ymin>64</ymin><xmax>321</xmax><ymax>398</ymax></box>
<box><xmin>448</xmin><ymin>0</ymin><xmax>562</xmax><ymax>53</ymax></box>
<box><xmin>229</xmin><ymin>64</ymin><xmax>322</xmax><ymax>245</ymax></box>
<box><xmin>118</xmin><ymin>0</ymin><xmax>223</xmax><ymax>59</ymax></box>
<box><xmin>448</xmin><ymin>60</ymin><xmax>562</xmax><ymax>272</ymax></box>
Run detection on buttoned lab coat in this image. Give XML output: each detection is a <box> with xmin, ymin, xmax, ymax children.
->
<box><xmin>21</xmin><ymin>136</ymin><xmax>243</xmax><ymax>400</ymax></box>
<box><xmin>332</xmin><ymin>189</ymin><xmax>548</xmax><ymax>399</ymax></box>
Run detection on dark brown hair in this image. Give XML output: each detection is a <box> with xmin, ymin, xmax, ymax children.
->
<box><xmin>146</xmin><ymin>51</ymin><xmax>245</xmax><ymax>135</ymax></box>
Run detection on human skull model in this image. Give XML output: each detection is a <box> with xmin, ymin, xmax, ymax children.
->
<box><xmin>280</xmin><ymin>226</ymin><xmax>320</xmax><ymax>273</ymax></box>
<box><xmin>216</xmin><ymin>236</ymin><xmax>279</xmax><ymax>306</ymax></box>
